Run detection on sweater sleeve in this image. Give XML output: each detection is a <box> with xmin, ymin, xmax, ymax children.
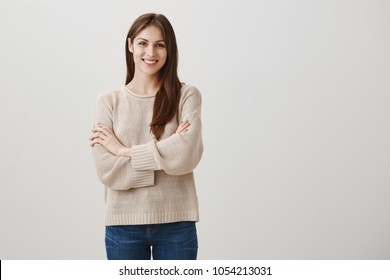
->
<box><xmin>91</xmin><ymin>93</ymin><xmax>154</xmax><ymax>190</ymax></box>
<box><xmin>130</xmin><ymin>86</ymin><xmax>204</xmax><ymax>176</ymax></box>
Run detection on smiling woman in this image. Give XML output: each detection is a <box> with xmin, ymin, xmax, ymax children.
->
<box><xmin>89</xmin><ymin>13</ymin><xmax>203</xmax><ymax>260</ymax></box>
<box><xmin>128</xmin><ymin>25</ymin><xmax>167</xmax><ymax>83</ymax></box>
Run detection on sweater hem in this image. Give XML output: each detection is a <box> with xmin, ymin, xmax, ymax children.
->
<box><xmin>105</xmin><ymin>210</ymin><xmax>199</xmax><ymax>225</ymax></box>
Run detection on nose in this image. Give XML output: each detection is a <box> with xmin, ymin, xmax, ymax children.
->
<box><xmin>146</xmin><ymin>45</ymin><xmax>155</xmax><ymax>57</ymax></box>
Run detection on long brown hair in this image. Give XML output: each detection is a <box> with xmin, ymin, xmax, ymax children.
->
<box><xmin>125</xmin><ymin>13</ymin><xmax>181</xmax><ymax>140</ymax></box>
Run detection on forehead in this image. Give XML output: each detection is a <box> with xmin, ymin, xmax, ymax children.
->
<box><xmin>135</xmin><ymin>25</ymin><xmax>164</xmax><ymax>41</ymax></box>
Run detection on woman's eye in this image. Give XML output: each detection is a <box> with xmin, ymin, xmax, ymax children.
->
<box><xmin>156</xmin><ymin>44</ymin><xmax>165</xmax><ymax>48</ymax></box>
<box><xmin>138</xmin><ymin>42</ymin><xmax>147</xmax><ymax>46</ymax></box>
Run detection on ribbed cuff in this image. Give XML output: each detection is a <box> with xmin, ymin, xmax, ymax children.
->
<box><xmin>131</xmin><ymin>170</ymin><xmax>154</xmax><ymax>188</ymax></box>
<box><xmin>130</xmin><ymin>141</ymin><xmax>157</xmax><ymax>171</ymax></box>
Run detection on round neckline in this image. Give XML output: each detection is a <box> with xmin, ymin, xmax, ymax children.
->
<box><xmin>122</xmin><ymin>85</ymin><xmax>157</xmax><ymax>99</ymax></box>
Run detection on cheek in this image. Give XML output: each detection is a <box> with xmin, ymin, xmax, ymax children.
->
<box><xmin>132</xmin><ymin>47</ymin><xmax>143</xmax><ymax>57</ymax></box>
<box><xmin>159</xmin><ymin>50</ymin><xmax>168</xmax><ymax>62</ymax></box>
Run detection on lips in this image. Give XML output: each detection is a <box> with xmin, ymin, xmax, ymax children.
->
<box><xmin>143</xmin><ymin>59</ymin><xmax>158</xmax><ymax>65</ymax></box>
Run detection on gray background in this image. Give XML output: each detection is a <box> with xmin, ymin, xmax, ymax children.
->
<box><xmin>1</xmin><ymin>0</ymin><xmax>389</xmax><ymax>259</ymax></box>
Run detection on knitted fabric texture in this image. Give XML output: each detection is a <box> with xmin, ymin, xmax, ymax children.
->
<box><xmin>91</xmin><ymin>84</ymin><xmax>203</xmax><ymax>225</ymax></box>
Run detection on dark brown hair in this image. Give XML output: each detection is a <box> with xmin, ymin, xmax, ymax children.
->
<box><xmin>125</xmin><ymin>13</ymin><xmax>181</xmax><ymax>140</ymax></box>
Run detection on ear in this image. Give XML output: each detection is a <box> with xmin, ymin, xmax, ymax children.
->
<box><xmin>128</xmin><ymin>38</ymin><xmax>134</xmax><ymax>53</ymax></box>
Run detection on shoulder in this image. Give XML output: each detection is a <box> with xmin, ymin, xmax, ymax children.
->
<box><xmin>181</xmin><ymin>83</ymin><xmax>201</xmax><ymax>96</ymax></box>
<box><xmin>180</xmin><ymin>83</ymin><xmax>202</xmax><ymax>104</ymax></box>
<box><xmin>95</xmin><ymin>87</ymin><xmax>124</xmax><ymax>106</ymax></box>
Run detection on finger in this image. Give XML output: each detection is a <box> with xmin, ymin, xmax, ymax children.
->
<box><xmin>91</xmin><ymin>132</ymin><xmax>107</xmax><ymax>141</ymax></box>
<box><xmin>99</xmin><ymin>125</ymin><xmax>115</xmax><ymax>137</ymax></box>
<box><xmin>89</xmin><ymin>134</ymin><xmax>102</xmax><ymax>141</ymax></box>
<box><xmin>179</xmin><ymin>128</ymin><xmax>189</xmax><ymax>135</ymax></box>
<box><xmin>98</xmin><ymin>123</ymin><xmax>113</xmax><ymax>133</ymax></box>
<box><xmin>177</xmin><ymin>122</ymin><xmax>190</xmax><ymax>132</ymax></box>
<box><xmin>89</xmin><ymin>131</ymin><xmax>101</xmax><ymax>140</ymax></box>
<box><xmin>90</xmin><ymin>138</ymin><xmax>103</xmax><ymax>147</ymax></box>
<box><xmin>179</xmin><ymin>121</ymin><xmax>190</xmax><ymax>128</ymax></box>
<box><xmin>90</xmin><ymin>135</ymin><xmax>104</xmax><ymax>143</ymax></box>
<box><xmin>92</xmin><ymin>131</ymin><xmax>106</xmax><ymax>138</ymax></box>
<box><xmin>176</xmin><ymin>126</ymin><xmax>184</xmax><ymax>133</ymax></box>
<box><xmin>93</xmin><ymin>127</ymin><xmax>109</xmax><ymax>137</ymax></box>
<box><xmin>181</xmin><ymin>122</ymin><xmax>191</xmax><ymax>129</ymax></box>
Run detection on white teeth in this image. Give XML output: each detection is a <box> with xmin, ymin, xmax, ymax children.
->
<box><xmin>143</xmin><ymin>59</ymin><xmax>157</xmax><ymax>64</ymax></box>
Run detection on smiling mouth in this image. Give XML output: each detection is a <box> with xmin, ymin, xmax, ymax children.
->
<box><xmin>143</xmin><ymin>59</ymin><xmax>158</xmax><ymax>65</ymax></box>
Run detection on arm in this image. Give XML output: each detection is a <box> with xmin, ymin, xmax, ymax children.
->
<box><xmin>90</xmin><ymin>93</ymin><xmax>154</xmax><ymax>190</ymax></box>
<box><xmin>130</xmin><ymin>86</ymin><xmax>204</xmax><ymax>176</ymax></box>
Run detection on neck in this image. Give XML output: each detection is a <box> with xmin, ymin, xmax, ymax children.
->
<box><xmin>127</xmin><ymin>72</ymin><xmax>160</xmax><ymax>96</ymax></box>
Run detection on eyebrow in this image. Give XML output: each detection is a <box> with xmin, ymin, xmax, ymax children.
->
<box><xmin>136</xmin><ymin>38</ymin><xmax>165</xmax><ymax>43</ymax></box>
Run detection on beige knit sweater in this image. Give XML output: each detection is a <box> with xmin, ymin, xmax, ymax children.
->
<box><xmin>91</xmin><ymin>84</ymin><xmax>203</xmax><ymax>225</ymax></box>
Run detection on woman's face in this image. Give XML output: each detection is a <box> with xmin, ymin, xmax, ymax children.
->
<box><xmin>129</xmin><ymin>25</ymin><xmax>167</xmax><ymax>78</ymax></box>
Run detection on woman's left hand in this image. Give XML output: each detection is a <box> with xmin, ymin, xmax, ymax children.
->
<box><xmin>89</xmin><ymin>123</ymin><xmax>129</xmax><ymax>156</ymax></box>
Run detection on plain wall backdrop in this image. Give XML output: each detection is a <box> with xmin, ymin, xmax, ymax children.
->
<box><xmin>1</xmin><ymin>0</ymin><xmax>389</xmax><ymax>259</ymax></box>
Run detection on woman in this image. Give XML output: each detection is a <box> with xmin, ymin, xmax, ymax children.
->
<box><xmin>89</xmin><ymin>13</ymin><xmax>203</xmax><ymax>260</ymax></box>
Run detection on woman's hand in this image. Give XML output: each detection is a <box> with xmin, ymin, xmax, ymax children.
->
<box><xmin>175</xmin><ymin>120</ymin><xmax>190</xmax><ymax>135</ymax></box>
<box><xmin>89</xmin><ymin>123</ymin><xmax>130</xmax><ymax>157</ymax></box>
<box><xmin>90</xmin><ymin>121</ymin><xmax>189</xmax><ymax>156</ymax></box>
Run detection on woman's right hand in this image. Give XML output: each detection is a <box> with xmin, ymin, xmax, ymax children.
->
<box><xmin>175</xmin><ymin>120</ymin><xmax>190</xmax><ymax>135</ymax></box>
<box><xmin>90</xmin><ymin>123</ymin><xmax>130</xmax><ymax>157</ymax></box>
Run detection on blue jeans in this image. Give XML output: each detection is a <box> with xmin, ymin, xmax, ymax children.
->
<box><xmin>105</xmin><ymin>221</ymin><xmax>198</xmax><ymax>260</ymax></box>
